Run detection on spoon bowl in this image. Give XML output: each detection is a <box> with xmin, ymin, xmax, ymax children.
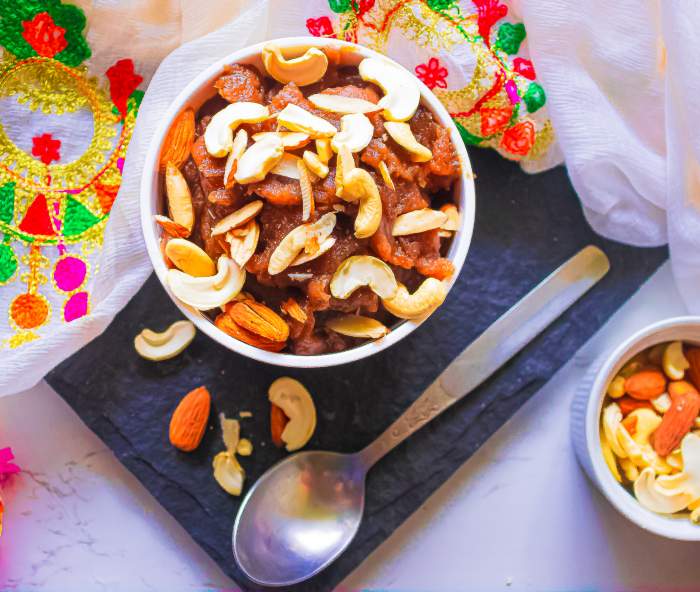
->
<box><xmin>233</xmin><ymin>451</ymin><xmax>367</xmax><ymax>586</ymax></box>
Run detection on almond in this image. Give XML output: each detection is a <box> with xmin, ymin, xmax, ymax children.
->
<box><xmin>652</xmin><ymin>380</ymin><xmax>700</xmax><ymax>456</ymax></box>
<box><xmin>230</xmin><ymin>300</ymin><xmax>289</xmax><ymax>342</ymax></box>
<box><xmin>154</xmin><ymin>214</ymin><xmax>190</xmax><ymax>238</ymax></box>
<box><xmin>280</xmin><ymin>297</ymin><xmax>307</xmax><ymax>324</ymax></box>
<box><xmin>169</xmin><ymin>386</ymin><xmax>211</xmax><ymax>452</ymax></box>
<box><xmin>618</xmin><ymin>395</ymin><xmax>653</xmax><ymax>417</ymax></box>
<box><xmin>270</xmin><ymin>403</ymin><xmax>289</xmax><ymax>447</ymax></box>
<box><xmin>160</xmin><ymin>108</ymin><xmax>195</xmax><ymax>171</ymax></box>
<box><xmin>624</xmin><ymin>368</ymin><xmax>667</xmax><ymax>400</ymax></box>
<box><xmin>685</xmin><ymin>347</ymin><xmax>700</xmax><ymax>390</ymax></box>
<box><xmin>215</xmin><ymin>304</ymin><xmax>286</xmax><ymax>352</ymax></box>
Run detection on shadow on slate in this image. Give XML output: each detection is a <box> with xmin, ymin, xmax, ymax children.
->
<box><xmin>47</xmin><ymin>147</ymin><xmax>667</xmax><ymax>592</ymax></box>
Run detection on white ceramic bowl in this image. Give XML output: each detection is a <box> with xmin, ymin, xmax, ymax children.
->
<box><xmin>141</xmin><ymin>37</ymin><xmax>475</xmax><ymax>368</ymax></box>
<box><xmin>571</xmin><ymin>316</ymin><xmax>700</xmax><ymax>540</ymax></box>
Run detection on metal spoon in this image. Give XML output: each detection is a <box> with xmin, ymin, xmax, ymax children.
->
<box><xmin>233</xmin><ymin>245</ymin><xmax>610</xmax><ymax>587</ymax></box>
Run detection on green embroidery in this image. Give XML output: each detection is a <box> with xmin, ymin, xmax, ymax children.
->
<box><xmin>62</xmin><ymin>196</ymin><xmax>100</xmax><ymax>236</ymax></box>
<box><xmin>455</xmin><ymin>120</ymin><xmax>483</xmax><ymax>145</ymax></box>
<box><xmin>0</xmin><ymin>242</ymin><xmax>17</xmax><ymax>283</ymax></box>
<box><xmin>426</xmin><ymin>0</ymin><xmax>459</xmax><ymax>9</ymax></box>
<box><xmin>523</xmin><ymin>81</ymin><xmax>546</xmax><ymax>113</ymax></box>
<box><xmin>0</xmin><ymin>0</ymin><xmax>91</xmax><ymax>67</ymax></box>
<box><xmin>0</xmin><ymin>181</ymin><xmax>15</xmax><ymax>224</ymax></box>
<box><xmin>496</xmin><ymin>22</ymin><xmax>526</xmax><ymax>55</ymax></box>
<box><xmin>327</xmin><ymin>0</ymin><xmax>351</xmax><ymax>13</ymax></box>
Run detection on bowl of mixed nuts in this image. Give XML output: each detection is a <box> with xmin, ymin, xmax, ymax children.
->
<box><xmin>572</xmin><ymin>316</ymin><xmax>700</xmax><ymax>540</ymax></box>
<box><xmin>140</xmin><ymin>37</ymin><xmax>475</xmax><ymax>367</ymax></box>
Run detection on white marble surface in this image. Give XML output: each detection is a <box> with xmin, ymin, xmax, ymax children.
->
<box><xmin>2</xmin><ymin>261</ymin><xmax>700</xmax><ymax>591</ymax></box>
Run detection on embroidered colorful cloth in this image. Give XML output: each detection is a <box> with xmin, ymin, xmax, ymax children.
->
<box><xmin>0</xmin><ymin>0</ymin><xmax>558</xmax><ymax>396</ymax></box>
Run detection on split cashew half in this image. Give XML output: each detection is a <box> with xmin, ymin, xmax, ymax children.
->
<box><xmin>262</xmin><ymin>44</ymin><xmax>328</xmax><ymax>86</ymax></box>
<box><xmin>204</xmin><ymin>102</ymin><xmax>270</xmax><ymax>157</ymax></box>
<box><xmin>268</xmin><ymin>213</ymin><xmax>337</xmax><ymax>275</ymax></box>
<box><xmin>167</xmin><ymin>256</ymin><xmax>245</xmax><ymax>310</ymax></box>
<box><xmin>382</xmin><ymin>277</ymin><xmax>447</xmax><ymax>319</ymax></box>
<box><xmin>342</xmin><ymin>168</ymin><xmax>382</xmax><ymax>238</ymax></box>
<box><xmin>331</xmin><ymin>113</ymin><xmax>374</xmax><ymax>154</ymax></box>
<box><xmin>330</xmin><ymin>255</ymin><xmax>398</xmax><ymax>300</ymax></box>
<box><xmin>358</xmin><ymin>57</ymin><xmax>420</xmax><ymax>122</ymax></box>
<box><xmin>134</xmin><ymin>320</ymin><xmax>196</xmax><ymax>361</ymax></box>
<box><xmin>268</xmin><ymin>377</ymin><xmax>317</xmax><ymax>451</ymax></box>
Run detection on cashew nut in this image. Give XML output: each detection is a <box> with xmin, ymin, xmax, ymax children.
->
<box><xmin>382</xmin><ymin>277</ymin><xmax>447</xmax><ymax>320</ymax></box>
<box><xmin>606</xmin><ymin>375</ymin><xmax>626</xmax><ymax>399</ymax></box>
<box><xmin>308</xmin><ymin>93</ymin><xmax>381</xmax><ymax>114</ymax></box>
<box><xmin>237</xmin><ymin>438</ymin><xmax>253</xmax><ymax>456</ymax></box>
<box><xmin>291</xmin><ymin>236</ymin><xmax>336</xmax><ymax>266</ymax></box>
<box><xmin>384</xmin><ymin>121</ymin><xmax>432</xmax><ymax>162</ymax></box>
<box><xmin>165</xmin><ymin>238</ymin><xmax>217</xmax><ymax>277</ymax></box>
<box><xmin>651</xmin><ymin>392</ymin><xmax>672</xmax><ymax>414</ymax></box>
<box><xmin>276</xmin><ymin>103</ymin><xmax>337</xmax><ymax>138</ymax></box>
<box><xmin>663</xmin><ymin>341</ymin><xmax>689</xmax><ymax>380</ymax></box>
<box><xmin>342</xmin><ymin>168</ymin><xmax>382</xmax><ymax>238</ymax></box>
<box><xmin>634</xmin><ymin>467</ymin><xmax>693</xmax><ymax>514</ymax></box>
<box><xmin>252</xmin><ymin>131</ymin><xmax>310</xmax><ymax>150</ymax></box>
<box><xmin>226</xmin><ymin>220</ymin><xmax>259</xmax><ymax>268</ymax></box>
<box><xmin>331</xmin><ymin>113</ymin><xmax>374</xmax><ymax>154</ymax></box>
<box><xmin>223</xmin><ymin>129</ymin><xmax>248</xmax><ymax>188</ymax></box>
<box><xmin>211</xmin><ymin>200</ymin><xmax>263</xmax><ymax>237</ymax></box>
<box><xmin>234</xmin><ymin>133</ymin><xmax>284</xmax><ymax>184</ymax></box>
<box><xmin>602</xmin><ymin>403</ymin><xmax>627</xmax><ymax>458</ymax></box>
<box><xmin>392</xmin><ymin>208</ymin><xmax>448</xmax><ymax>236</ymax></box>
<box><xmin>167</xmin><ymin>256</ymin><xmax>245</xmax><ymax>310</ymax></box>
<box><xmin>262</xmin><ymin>44</ymin><xmax>328</xmax><ymax>86</ymax></box>
<box><xmin>213</xmin><ymin>452</ymin><xmax>245</xmax><ymax>496</ymax></box>
<box><xmin>204</xmin><ymin>102</ymin><xmax>269</xmax><ymax>157</ymax></box>
<box><xmin>620</xmin><ymin>457</ymin><xmax>639</xmax><ymax>482</ymax></box>
<box><xmin>268</xmin><ymin>377</ymin><xmax>317</xmax><ymax>452</ymax></box>
<box><xmin>326</xmin><ymin>315</ymin><xmax>389</xmax><ymax>339</ymax></box>
<box><xmin>440</xmin><ymin>204</ymin><xmax>460</xmax><ymax>231</ymax></box>
<box><xmin>358</xmin><ymin>57</ymin><xmax>420</xmax><ymax>122</ymax></box>
<box><xmin>270</xmin><ymin>153</ymin><xmax>302</xmax><ymax>179</ymax></box>
<box><xmin>330</xmin><ymin>255</ymin><xmax>398</xmax><ymax>300</ymax></box>
<box><xmin>316</xmin><ymin>138</ymin><xmax>333</xmax><ymax>163</ymax></box>
<box><xmin>165</xmin><ymin>163</ymin><xmax>194</xmax><ymax>234</ymax></box>
<box><xmin>334</xmin><ymin>142</ymin><xmax>356</xmax><ymax>198</ymax></box>
<box><xmin>268</xmin><ymin>213</ymin><xmax>336</xmax><ymax>275</ymax></box>
<box><xmin>133</xmin><ymin>320</ymin><xmax>196</xmax><ymax>361</ymax></box>
<box><xmin>303</xmin><ymin>149</ymin><xmax>329</xmax><ymax>179</ymax></box>
<box><xmin>601</xmin><ymin>430</ymin><xmax>622</xmax><ymax>482</ymax></box>
<box><xmin>616</xmin><ymin>419</ymin><xmax>672</xmax><ymax>475</ymax></box>
<box><xmin>627</xmin><ymin>408</ymin><xmax>663</xmax><ymax>446</ymax></box>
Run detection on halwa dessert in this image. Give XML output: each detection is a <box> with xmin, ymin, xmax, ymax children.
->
<box><xmin>601</xmin><ymin>341</ymin><xmax>700</xmax><ymax>523</ymax></box>
<box><xmin>155</xmin><ymin>43</ymin><xmax>462</xmax><ymax>354</ymax></box>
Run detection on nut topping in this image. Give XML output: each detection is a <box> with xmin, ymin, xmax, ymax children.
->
<box><xmin>223</xmin><ymin>128</ymin><xmax>248</xmax><ymax>188</ymax></box>
<box><xmin>204</xmin><ymin>102</ymin><xmax>270</xmax><ymax>157</ymax></box>
<box><xmin>268</xmin><ymin>213</ymin><xmax>336</xmax><ymax>275</ymax></box>
<box><xmin>359</xmin><ymin>57</ymin><xmax>420</xmax><ymax>122</ymax></box>
<box><xmin>160</xmin><ymin>107</ymin><xmax>195</xmax><ymax>171</ymax></box>
<box><xmin>167</xmin><ymin>256</ymin><xmax>245</xmax><ymax>310</ymax></box>
<box><xmin>326</xmin><ymin>315</ymin><xmax>389</xmax><ymax>339</ymax></box>
<box><xmin>165</xmin><ymin>163</ymin><xmax>194</xmax><ymax>236</ymax></box>
<box><xmin>384</xmin><ymin>121</ymin><xmax>433</xmax><ymax>162</ymax></box>
<box><xmin>308</xmin><ymin>93</ymin><xmax>382</xmax><ymax>114</ymax></box>
<box><xmin>342</xmin><ymin>168</ymin><xmax>382</xmax><ymax>238</ymax></box>
<box><xmin>262</xmin><ymin>43</ymin><xmax>328</xmax><ymax>86</ymax></box>
<box><xmin>234</xmin><ymin>133</ymin><xmax>284</xmax><ymax>184</ymax></box>
<box><xmin>165</xmin><ymin>238</ymin><xmax>217</xmax><ymax>277</ymax></box>
<box><xmin>226</xmin><ymin>220</ymin><xmax>259</xmax><ymax>268</ymax></box>
<box><xmin>392</xmin><ymin>208</ymin><xmax>448</xmax><ymax>236</ymax></box>
<box><xmin>276</xmin><ymin>103</ymin><xmax>337</xmax><ymax>138</ymax></box>
<box><xmin>382</xmin><ymin>277</ymin><xmax>447</xmax><ymax>319</ymax></box>
<box><xmin>331</xmin><ymin>113</ymin><xmax>374</xmax><ymax>154</ymax></box>
<box><xmin>211</xmin><ymin>200</ymin><xmax>263</xmax><ymax>237</ymax></box>
<box><xmin>252</xmin><ymin>131</ymin><xmax>311</xmax><ymax>150</ymax></box>
<box><xmin>440</xmin><ymin>204</ymin><xmax>460</xmax><ymax>231</ymax></box>
<box><xmin>270</xmin><ymin>153</ymin><xmax>303</xmax><ymax>179</ymax></box>
<box><xmin>330</xmin><ymin>255</ymin><xmax>398</xmax><ymax>300</ymax></box>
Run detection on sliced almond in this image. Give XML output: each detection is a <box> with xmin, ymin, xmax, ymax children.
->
<box><xmin>440</xmin><ymin>204</ymin><xmax>460</xmax><ymax>231</ymax></box>
<box><xmin>234</xmin><ymin>133</ymin><xmax>284</xmax><ymax>184</ymax></box>
<box><xmin>326</xmin><ymin>315</ymin><xmax>389</xmax><ymax>339</ymax></box>
<box><xmin>276</xmin><ymin>103</ymin><xmax>337</xmax><ymax>139</ymax></box>
<box><xmin>382</xmin><ymin>277</ymin><xmax>447</xmax><ymax>319</ymax></box>
<box><xmin>330</xmin><ymin>255</ymin><xmax>398</xmax><ymax>300</ymax></box>
<box><xmin>302</xmin><ymin>150</ymin><xmax>329</xmax><ymax>179</ymax></box>
<box><xmin>211</xmin><ymin>200</ymin><xmax>263</xmax><ymax>236</ymax></box>
<box><xmin>308</xmin><ymin>93</ymin><xmax>381</xmax><ymax>114</ymax></box>
<box><xmin>154</xmin><ymin>214</ymin><xmax>189</xmax><ymax>238</ymax></box>
<box><xmin>384</xmin><ymin>121</ymin><xmax>432</xmax><ymax>162</ymax></box>
<box><xmin>165</xmin><ymin>163</ymin><xmax>194</xmax><ymax>234</ymax></box>
<box><xmin>252</xmin><ymin>131</ymin><xmax>310</xmax><ymax>150</ymax></box>
<box><xmin>378</xmin><ymin>160</ymin><xmax>395</xmax><ymax>190</ymax></box>
<box><xmin>392</xmin><ymin>208</ymin><xmax>448</xmax><ymax>236</ymax></box>
<box><xmin>165</xmin><ymin>238</ymin><xmax>217</xmax><ymax>277</ymax></box>
<box><xmin>331</xmin><ymin>113</ymin><xmax>374</xmax><ymax>154</ymax></box>
<box><xmin>316</xmin><ymin>138</ymin><xmax>333</xmax><ymax>163</ymax></box>
<box><xmin>358</xmin><ymin>57</ymin><xmax>420</xmax><ymax>122</ymax></box>
<box><xmin>280</xmin><ymin>298</ymin><xmax>307</xmax><ymax>323</ymax></box>
<box><xmin>204</xmin><ymin>102</ymin><xmax>270</xmax><ymax>157</ymax></box>
<box><xmin>291</xmin><ymin>236</ymin><xmax>336</xmax><ymax>266</ymax></box>
<box><xmin>226</xmin><ymin>220</ymin><xmax>259</xmax><ymax>268</ymax></box>
<box><xmin>134</xmin><ymin>320</ymin><xmax>196</xmax><ymax>361</ymax></box>
<box><xmin>167</xmin><ymin>257</ymin><xmax>245</xmax><ymax>310</ymax></box>
<box><xmin>297</xmin><ymin>159</ymin><xmax>315</xmax><ymax>222</ymax></box>
<box><xmin>343</xmin><ymin>168</ymin><xmax>382</xmax><ymax>239</ymax></box>
<box><xmin>268</xmin><ymin>213</ymin><xmax>336</xmax><ymax>275</ymax></box>
<box><xmin>270</xmin><ymin>153</ymin><xmax>302</xmax><ymax>179</ymax></box>
<box><xmin>262</xmin><ymin>44</ymin><xmax>328</xmax><ymax>87</ymax></box>
<box><xmin>223</xmin><ymin>129</ymin><xmax>248</xmax><ymax>189</ymax></box>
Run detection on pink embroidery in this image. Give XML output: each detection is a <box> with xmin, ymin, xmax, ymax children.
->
<box><xmin>0</xmin><ymin>448</ymin><xmax>20</xmax><ymax>481</ymax></box>
<box><xmin>64</xmin><ymin>291</ymin><xmax>88</xmax><ymax>322</ymax></box>
<box><xmin>415</xmin><ymin>57</ymin><xmax>448</xmax><ymax>90</ymax></box>
<box><xmin>505</xmin><ymin>79</ymin><xmax>519</xmax><ymax>104</ymax></box>
<box><xmin>306</xmin><ymin>16</ymin><xmax>334</xmax><ymax>37</ymax></box>
<box><xmin>54</xmin><ymin>256</ymin><xmax>87</xmax><ymax>292</ymax></box>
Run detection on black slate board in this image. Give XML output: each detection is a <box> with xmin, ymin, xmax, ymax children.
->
<box><xmin>47</xmin><ymin>148</ymin><xmax>667</xmax><ymax>591</ymax></box>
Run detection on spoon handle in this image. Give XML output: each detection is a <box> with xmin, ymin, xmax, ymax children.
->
<box><xmin>358</xmin><ymin>245</ymin><xmax>610</xmax><ymax>469</ymax></box>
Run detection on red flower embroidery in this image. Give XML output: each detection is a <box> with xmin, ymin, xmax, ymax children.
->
<box><xmin>306</xmin><ymin>16</ymin><xmax>334</xmax><ymax>38</ymax></box>
<box><xmin>21</xmin><ymin>12</ymin><xmax>68</xmax><ymax>59</ymax></box>
<box><xmin>500</xmin><ymin>120</ymin><xmax>535</xmax><ymax>156</ymax></box>
<box><xmin>513</xmin><ymin>57</ymin><xmax>536</xmax><ymax>80</ymax></box>
<box><xmin>472</xmin><ymin>0</ymin><xmax>508</xmax><ymax>48</ymax></box>
<box><xmin>480</xmin><ymin>106</ymin><xmax>512</xmax><ymax>136</ymax></box>
<box><xmin>352</xmin><ymin>0</ymin><xmax>375</xmax><ymax>16</ymax></box>
<box><xmin>106</xmin><ymin>59</ymin><xmax>143</xmax><ymax>118</ymax></box>
<box><xmin>415</xmin><ymin>58</ymin><xmax>448</xmax><ymax>90</ymax></box>
<box><xmin>32</xmin><ymin>133</ymin><xmax>61</xmax><ymax>165</ymax></box>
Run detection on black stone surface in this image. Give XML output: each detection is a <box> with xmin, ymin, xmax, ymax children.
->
<box><xmin>47</xmin><ymin>148</ymin><xmax>667</xmax><ymax>592</ymax></box>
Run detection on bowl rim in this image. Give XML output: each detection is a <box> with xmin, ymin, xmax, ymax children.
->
<box><xmin>586</xmin><ymin>315</ymin><xmax>700</xmax><ymax>540</ymax></box>
<box><xmin>140</xmin><ymin>36</ymin><xmax>476</xmax><ymax>368</ymax></box>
